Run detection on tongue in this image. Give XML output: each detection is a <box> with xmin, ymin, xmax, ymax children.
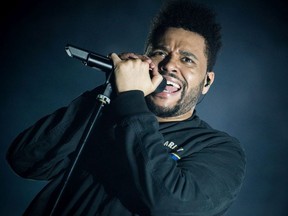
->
<box><xmin>165</xmin><ymin>85</ymin><xmax>178</xmax><ymax>93</ymax></box>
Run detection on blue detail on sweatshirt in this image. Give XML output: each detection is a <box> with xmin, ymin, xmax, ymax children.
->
<box><xmin>170</xmin><ymin>153</ymin><xmax>181</xmax><ymax>161</ymax></box>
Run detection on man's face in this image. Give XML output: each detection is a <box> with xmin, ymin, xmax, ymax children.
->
<box><xmin>146</xmin><ymin>27</ymin><xmax>210</xmax><ymax>118</ymax></box>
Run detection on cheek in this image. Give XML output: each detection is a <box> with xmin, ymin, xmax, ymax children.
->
<box><xmin>184</xmin><ymin>73</ymin><xmax>204</xmax><ymax>90</ymax></box>
<box><xmin>182</xmin><ymin>72</ymin><xmax>195</xmax><ymax>86</ymax></box>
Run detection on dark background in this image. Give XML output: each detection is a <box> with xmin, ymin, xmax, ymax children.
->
<box><xmin>1</xmin><ymin>0</ymin><xmax>287</xmax><ymax>215</ymax></box>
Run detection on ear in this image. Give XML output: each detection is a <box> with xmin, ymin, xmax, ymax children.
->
<box><xmin>202</xmin><ymin>72</ymin><xmax>215</xmax><ymax>95</ymax></box>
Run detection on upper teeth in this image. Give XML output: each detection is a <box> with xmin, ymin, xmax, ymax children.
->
<box><xmin>167</xmin><ymin>80</ymin><xmax>180</xmax><ymax>89</ymax></box>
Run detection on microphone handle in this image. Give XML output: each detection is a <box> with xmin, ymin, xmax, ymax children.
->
<box><xmin>154</xmin><ymin>77</ymin><xmax>167</xmax><ymax>93</ymax></box>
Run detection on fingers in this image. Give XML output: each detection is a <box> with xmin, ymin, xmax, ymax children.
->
<box><xmin>118</xmin><ymin>52</ymin><xmax>155</xmax><ymax>69</ymax></box>
<box><xmin>109</xmin><ymin>52</ymin><xmax>161</xmax><ymax>96</ymax></box>
<box><xmin>118</xmin><ymin>52</ymin><xmax>148</xmax><ymax>61</ymax></box>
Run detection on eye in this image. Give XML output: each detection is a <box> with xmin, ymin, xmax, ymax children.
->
<box><xmin>181</xmin><ymin>57</ymin><xmax>195</xmax><ymax>64</ymax></box>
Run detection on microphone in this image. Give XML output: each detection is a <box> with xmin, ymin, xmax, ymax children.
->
<box><xmin>65</xmin><ymin>44</ymin><xmax>166</xmax><ymax>93</ymax></box>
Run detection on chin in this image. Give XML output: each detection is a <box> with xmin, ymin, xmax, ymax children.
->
<box><xmin>145</xmin><ymin>95</ymin><xmax>181</xmax><ymax>117</ymax></box>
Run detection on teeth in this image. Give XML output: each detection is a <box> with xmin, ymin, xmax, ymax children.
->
<box><xmin>167</xmin><ymin>80</ymin><xmax>180</xmax><ymax>89</ymax></box>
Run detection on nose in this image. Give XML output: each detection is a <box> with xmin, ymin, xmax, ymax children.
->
<box><xmin>159</xmin><ymin>55</ymin><xmax>178</xmax><ymax>74</ymax></box>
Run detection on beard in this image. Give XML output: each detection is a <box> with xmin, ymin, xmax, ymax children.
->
<box><xmin>145</xmin><ymin>79</ymin><xmax>205</xmax><ymax>118</ymax></box>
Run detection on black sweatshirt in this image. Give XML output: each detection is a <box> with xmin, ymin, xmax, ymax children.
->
<box><xmin>6</xmin><ymin>86</ymin><xmax>246</xmax><ymax>216</ymax></box>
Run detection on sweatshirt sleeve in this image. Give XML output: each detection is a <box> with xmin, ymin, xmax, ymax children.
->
<box><xmin>110</xmin><ymin>90</ymin><xmax>246</xmax><ymax>216</ymax></box>
<box><xmin>6</xmin><ymin>88</ymin><xmax>101</xmax><ymax>180</ymax></box>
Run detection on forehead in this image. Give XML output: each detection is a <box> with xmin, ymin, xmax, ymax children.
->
<box><xmin>155</xmin><ymin>27</ymin><xmax>207</xmax><ymax>57</ymax></box>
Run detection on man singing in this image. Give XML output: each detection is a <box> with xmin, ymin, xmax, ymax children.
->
<box><xmin>6</xmin><ymin>0</ymin><xmax>246</xmax><ymax>215</ymax></box>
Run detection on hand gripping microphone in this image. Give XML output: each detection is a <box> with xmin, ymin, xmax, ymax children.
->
<box><xmin>65</xmin><ymin>44</ymin><xmax>166</xmax><ymax>93</ymax></box>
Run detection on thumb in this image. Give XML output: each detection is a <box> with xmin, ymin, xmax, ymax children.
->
<box><xmin>110</xmin><ymin>53</ymin><xmax>122</xmax><ymax>65</ymax></box>
<box><xmin>151</xmin><ymin>72</ymin><xmax>165</xmax><ymax>93</ymax></box>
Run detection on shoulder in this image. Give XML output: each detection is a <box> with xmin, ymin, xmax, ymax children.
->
<box><xmin>162</xmin><ymin>113</ymin><xmax>245</xmax><ymax>159</ymax></box>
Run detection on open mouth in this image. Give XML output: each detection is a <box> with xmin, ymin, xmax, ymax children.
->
<box><xmin>164</xmin><ymin>80</ymin><xmax>181</xmax><ymax>93</ymax></box>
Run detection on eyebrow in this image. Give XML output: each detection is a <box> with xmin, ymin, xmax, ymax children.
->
<box><xmin>151</xmin><ymin>45</ymin><xmax>199</xmax><ymax>62</ymax></box>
